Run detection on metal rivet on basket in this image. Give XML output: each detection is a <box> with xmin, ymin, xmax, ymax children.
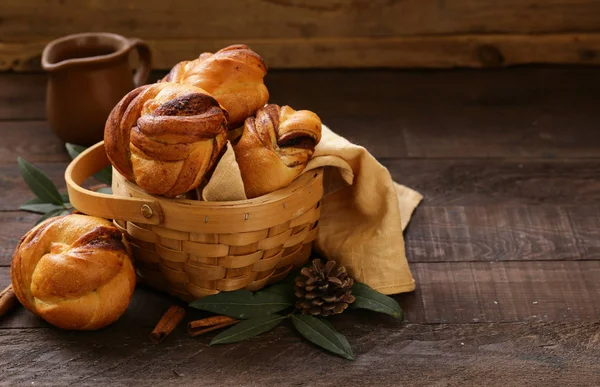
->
<box><xmin>283</xmin><ymin>202</ymin><xmax>286</xmax><ymax>209</ymax></box>
<box><xmin>140</xmin><ymin>204</ymin><xmax>153</xmax><ymax>219</ymax></box>
<box><xmin>204</xmin><ymin>216</ymin><xmax>209</xmax><ymax>223</ymax></box>
<box><xmin>244</xmin><ymin>213</ymin><xmax>249</xmax><ymax>220</ymax></box>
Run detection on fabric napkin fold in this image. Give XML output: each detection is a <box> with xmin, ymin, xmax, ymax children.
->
<box><xmin>203</xmin><ymin>126</ymin><xmax>422</xmax><ymax>294</ymax></box>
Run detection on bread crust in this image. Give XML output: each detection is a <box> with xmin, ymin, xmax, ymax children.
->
<box><xmin>10</xmin><ymin>215</ymin><xmax>136</xmax><ymax>330</ymax></box>
<box><xmin>233</xmin><ymin>104</ymin><xmax>322</xmax><ymax>198</ymax></box>
<box><xmin>162</xmin><ymin>44</ymin><xmax>269</xmax><ymax>129</ymax></box>
<box><xmin>104</xmin><ymin>82</ymin><xmax>228</xmax><ymax>197</ymax></box>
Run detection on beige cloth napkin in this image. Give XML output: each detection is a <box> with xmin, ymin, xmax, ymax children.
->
<box><xmin>203</xmin><ymin>126</ymin><xmax>422</xmax><ymax>294</ymax></box>
<box><xmin>201</xmin><ymin>142</ymin><xmax>247</xmax><ymax>201</ymax></box>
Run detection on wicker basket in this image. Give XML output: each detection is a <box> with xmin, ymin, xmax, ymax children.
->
<box><xmin>65</xmin><ymin>142</ymin><xmax>323</xmax><ymax>302</ymax></box>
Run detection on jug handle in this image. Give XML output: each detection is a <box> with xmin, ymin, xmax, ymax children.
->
<box><xmin>128</xmin><ymin>38</ymin><xmax>152</xmax><ymax>87</ymax></box>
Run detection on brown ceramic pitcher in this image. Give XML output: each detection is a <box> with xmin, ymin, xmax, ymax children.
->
<box><xmin>42</xmin><ymin>32</ymin><xmax>151</xmax><ymax>145</ymax></box>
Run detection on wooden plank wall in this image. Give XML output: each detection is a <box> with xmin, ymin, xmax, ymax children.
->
<box><xmin>2</xmin><ymin>0</ymin><xmax>600</xmax><ymax>70</ymax></box>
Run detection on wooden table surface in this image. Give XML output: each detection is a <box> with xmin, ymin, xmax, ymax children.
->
<box><xmin>1</xmin><ymin>68</ymin><xmax>599</xmax><ymax>386</ymax></box>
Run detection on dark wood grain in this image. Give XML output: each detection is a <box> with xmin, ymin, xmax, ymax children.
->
<box><xmin>0</xmin><ymin>162</ymin><xmax>67</xmax><ymax>211</ymax></box>
<box><xmin>566</xmin><ymin>206</ymin><xmax>600</xmax><ymax>261</ymax></box>
<box><xmin>403</xmin><ymin>261</ymin><xmax>600</xmax><ymax>323</ymax></box>
<box><xmin>0</xmin><ymin>322</ymin><xmax>598</xmax><ymax>386</ymax></box>
<box><xmin>3</xmin><ymin>66</ymin><xmax>600</xmax><ymax>120</ymax></box>
<box><xmin>2</xmin><ymin>205</ymin><xmax>599</xmax><ymax>267</ymax></box>
<box><xmin>1</xmin><ymin>160</ymin><xmax>600</xmax><ymax>212</ymax></box>
<box><xmin>398</xmin><ymin>104</ymin><xmax>600</xmax><ymax>158</ymax></box>
<box><xmin>0</xmin><ymin>212</ymin><xmax>39</xmax><ymax>267</ymax></box>
<box><xmin>1</xmin><ymin>68</ymin><xmax>600</xmax><ymax>161</ymax></box>
<box><xmin>387</xmin><ymin>159</ymin><xmax>600</xmax><ymax>206</ymax></box>
<box><xmin>405</xmin><ymin>205</ymin><xmax>600</xmax><ymax>263</ymax></box>
<box><xmin>3</xmin><ymin>259</ymin><xmax>600</xmax><ymax>327</ymax></box>
<box><xmin>5</xmin><ymin>0</ymin><xmax>600</xmax><ymax>71</ymax></box>
<box><xmin>268</xmin><ymin>67</ymin><xmax>600</xmax><ymax>117</ymax></box>
<box><xmin>3</xmin><ymin>114</ymin><xmax>600</xmax><ymax>164</ymax></box>
<box><xmin>2</xmin><ymin>68</ymin><xmax>600</xmax><ymax>386</ymax></box>
<box><xmin>0</xmin><ymin>73</ymin><xmax>45</xmax><ymax>120</ymax></box>
<box><xmin>5</xmin><ymin>1</ymin><xmax>600</xmax><ymax>41</ymax></box>
<box><xmin>0</xmin><ymin>121</ymin><xmax>69</xmax><ymax>164</ymax></box>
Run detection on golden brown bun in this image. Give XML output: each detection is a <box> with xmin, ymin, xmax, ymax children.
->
<box><xmin>10</xmin><ymin>215</ymin><xmax>136</xmax><ymax>330</ymax></box>
<box><xmin>162</xmin><ymin>44</ymin><xmax>269</xmax><ymax>129</ymax></box>
<box><xmin>104</xmin><ymin>82</ymin><xmax>228</xmax><ymax>197</ymax></box>
<box><xmin>233</xmin><ymin>104</ymin><xmax>322</xmax><ymax>198</ymax></box>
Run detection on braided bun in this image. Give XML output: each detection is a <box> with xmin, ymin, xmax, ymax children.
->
<box><xmin>104</xmin><ymin>82</ymin><xmax>228</xmax><ymax>197</ymax></box>
<box><xmin>162</xmin><ymin>44</ymin><xmax>269</xmax><ymax>129</ymax></box>
<box><xmin>10</xmin><ymin>215</ymin><xmax>135</xmax><ymax>330</ymax></box>
<box><xmin>233</xmin><ymin>104</ymin><xmax>322</xmax><ymax>198</ymax></box>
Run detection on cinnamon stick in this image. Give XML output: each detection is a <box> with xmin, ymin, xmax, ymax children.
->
<box><xmin>0</xmin><ymin>285</ymin><xmax>18</xmax><ymax>319</ymax></box>
<box><xmin>150</xmin><ymin>305</ymin><xmax>186</xmax><ymax>343</ymax></box>
<box><xmin>189</xmin><ymin>315</ymin><xmax>238</xmax><ymax>329</ymax></box>
<box><xmin>188</xmin><ymin>315</ymin><xmax>240</xmax><ymax>337</ymax></box>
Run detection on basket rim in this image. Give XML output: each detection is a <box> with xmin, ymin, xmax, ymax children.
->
<box><xmin>113</xmin><ymin>165</ymin><xmax>324</xmax><ymax>232</ymax></box>
<box><xmin>67</xmin><ymin>141</ymin><xmax>324</xmax><ymax>233</ymax></box>
<box><xmin>112</xmin><ymin>166</ymin><xmax>324</xmax><ymax>209</ymax></box>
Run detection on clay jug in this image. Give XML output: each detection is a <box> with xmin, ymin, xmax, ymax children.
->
<box><xmin>42</xmin><ymin>32</ymin><xmax>151</xmax><ymax>145</ymax></box>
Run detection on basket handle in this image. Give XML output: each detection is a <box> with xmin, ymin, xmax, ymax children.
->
<box><xmin>65</xmin><ymin>141</ymin><xmax>163</xmax><ymax>225</ymax></box>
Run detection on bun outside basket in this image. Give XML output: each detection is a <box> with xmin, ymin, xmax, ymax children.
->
<box><xmin>65</xmin><ymin>142</ymin><xmax>323</xmax><ymax>302</ymax></box>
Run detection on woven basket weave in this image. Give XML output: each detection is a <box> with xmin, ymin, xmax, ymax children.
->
<box><xmin>65</xmin><ymin>142</ymin><xmax>323</xmax><ymax>302</ymax></box>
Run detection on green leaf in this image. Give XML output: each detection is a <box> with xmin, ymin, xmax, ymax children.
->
<box><xmin>93</xmin><ymin>168</ymin><xmax>113</xmax><ymax>186</ymax></box>
<box><xmin>189</xmin><ymin>290</ymin><xmax>293</xmax><ymax>319</ymax></box>
<box><xmin>65</xmin><ymin>143</ymin><xmax>112</xmax><ymax>185</ymax></box>
<box><xmin>262</xmin><ymin>283</ymin><xmax>295</xmax><ymax>302</ymax></box>
<box><xmin>291</xmin><ymin>314</ymin><xmax>354</xmax><ymax>360</ymax></box>
<box><xmin>210</xmin><ymin>314</ymin><xmax>286</xmax><ymax>345</ymax></box>
<box><xmin>35</xmin><ymin>208</ymin><xmax>70</xmax><ymax>225</ymax></box>
<box><xmin>22</xmin><ymin>197</ymin><xmax>46</xmax><ymax>205</ymax></box>
<box><xmin>96</xmin><ymin>186</ymin><xmax>113</xmax><ymax>194</ymax></box>
<box><xmin>23</xmin><ymin>194</ymin><xmax>69</xmax><ymax>207</ymax></box>
<box><xmin>20</xmin><ymin>203</ymin><xmax>64</xmax><ymax>214</ymax></box>
<box><xmin>65</xmin><ymin>143</ymin><xmax>87</xmax><ymax>160</ymax></box>
<box><xmin>17</xmin><ymin>157</ymin><xmax>64</xmax><ymax>205</ymax></box>
<box><xmin>350</xmin><ymin>283</ymin><xmax>404</xmax><ymax>319</ymax></box>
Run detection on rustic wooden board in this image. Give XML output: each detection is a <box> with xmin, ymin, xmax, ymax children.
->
<box><xmin>0</xmin><ymin>212</ymin><xmax>40</xmax><ymax>265</ymax></box>
<box><xmin>566</xmin><ymin>206</ymin><xmax>600</xmax><ymax>261</ymax></box>
<box><xmin>1</xmin><ymin>67</ymin><xmax>600</xmax><ymax>385</ymax></box>
<box><xmin>2</xmin><ymin>115</ymin><xmax>600</xmax><ymax>165</ymax></box>
<box><xmin>6</xmin><ymin>34</ymin><xmax>600</xmax><ymax>71</ymax></box>
<box><xmin>405</xmin><ymin>205</ymin><xmax>599</xmax><ymax>263</ymax></box>
<box><xmin>387</xmin><ymin>159</ymin><xmax>600</xmax><ymax>206</ymax></box>
<box><xmin>5</xmin><ymin>114</ymin><xmax>600</xmax><ymax>164</ymax></box>
<box><xmin>0</xmin><ymin>322</ymin><xmax>598</xmax><ymax>386</ymax></box>
<box><xmin>406</xmin><ymin>261</ymin><xmax>600</xmax><ymax>323</ymax></box>
<box><xmin>2</xmin><ymin>67</ymin><xmax>599</xmax><ymax>119</ymax></box>
<box><xmin>2</xmin><ymin>205</ymin><xmax>599</xmax><ymax>267</ymax></box>
<box><xmin>1</xmin><ymin>159</ymin><xmax>600</xmax><ymax>212</ymax></box>
<box><xmin>148</xmin><ymin>34</ymin><xmax>600</xmax><ymax>69</ymax></box>
<box><xmin>0</xmin><ymin>73</ymin><xmax>46</xmax><ymax>119</ymax></box>
<box><xmin>4</xmin><ymin>0</ymin><xmax>600</xmax><ymax>69</ymax></box>
<box><xmin>5</xmin><ymin>0</ymin><xmax>600</xmax><ymax>41</ymax></box>
<box><xmin>3</xmin><ymin>259</ymin><xmax>600</xmax><ymax>327</ymax></box>
<box><xmin>0</xmin><ymin>163</ymin><xmax>68</xmax><ymax>211</ymax></box>
<box><xmin>268</xmin><ymin>71</ymin><xmax>600</xmax><ymax>120</ymax></box>
<box><xmin>0</xmin><ymin>121</ymin><xmax>69</xmax><ymax>164</ymax></box>
<box><xmin>398</xmin><ymin>107</ymin><xmax>600</xmax><ymax>159</ymax></box>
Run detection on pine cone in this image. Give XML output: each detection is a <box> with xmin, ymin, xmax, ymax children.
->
<box><xmin>294</xmin><ymin>259</ymin><xmax>356</xmax><ymax>317</ymax></box>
